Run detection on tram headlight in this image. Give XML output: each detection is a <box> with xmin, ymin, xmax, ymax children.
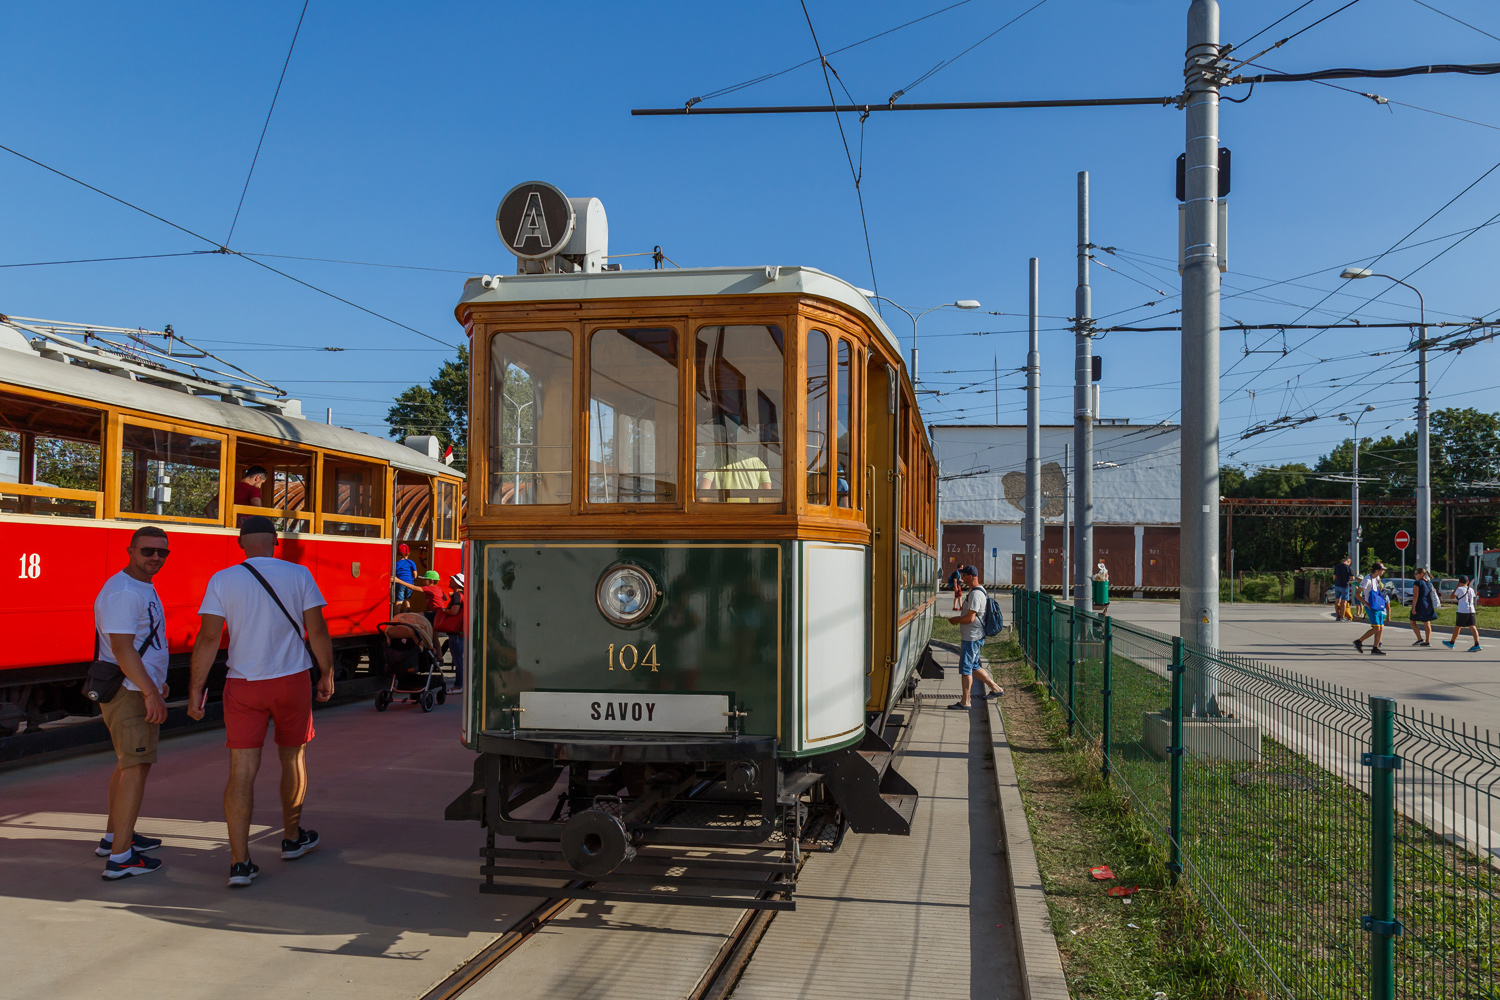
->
<box><xmin>596</xmin><ymin>565</ymin><xmax>657</xmax><ymax>626</ymax></box>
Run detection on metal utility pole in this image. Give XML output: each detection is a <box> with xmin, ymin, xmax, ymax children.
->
<box><xmin>1025</xmin><ymin>258</ymin><xmax>1042</xmax><ymax>593</ymax></box>
<box><xmin>1062</xmin><ymin>443</ymin><xmax>1071</xmax><ymax>601</ymax></box>
<box><xmin>1074</xmin><ymin>171</ymin><xmax>1094</xmax><ymax>614</ymax></box>
<box><xmin>1182</xmin><ymin>0</ymin><xmax>1222</xmax><ymax>712</ymax></box>
<box><xmin>1342</xmin><ymin>405</ymin><xmax>1375</xmax><ymax>567</ymax></box>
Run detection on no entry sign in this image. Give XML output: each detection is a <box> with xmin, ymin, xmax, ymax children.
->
<box><xmin>1394</xmin><ymin>530</ymin><xmax>1410</xmax><ymax>551</ymax></box>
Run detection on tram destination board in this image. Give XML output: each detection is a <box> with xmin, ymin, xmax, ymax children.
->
<box><xmin>519</xmin><ymin>691</ymin><xmax>730</xmax><ymax>732</ymax></box>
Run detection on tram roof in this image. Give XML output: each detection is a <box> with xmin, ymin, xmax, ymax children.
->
<box><xmin>457</xmin><ymin>266</ymin><xmax>905</xmax><ymax>356</ymax></box>
<box><xmin>0</xmin><ymin>338</ymin><xmax>459</xmax><ymax>478</ymax></box>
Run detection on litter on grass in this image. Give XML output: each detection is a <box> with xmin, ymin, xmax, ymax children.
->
<box><xmin>1105</xmin><ymin>885</ymin><xmax>1139</xmax><ymax>897</ymax></box>
<box><xmin>1088</xmin><ymin>865</ymin><xmax>1115</xmax><ymax>880</ymax></box>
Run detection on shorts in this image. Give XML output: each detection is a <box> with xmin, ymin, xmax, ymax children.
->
<box><xmin>1368</xmin><ymin>609</ymin><xmax>1387</xmax><ymax>627</ymax></box>
<box><xmin>1333</xmin><ymin>585</ymin><xmax>1350</xmax><ymax>601</ymax></box>
<box><xmin>395</xmin><ymin>584</ymin><xmax>414</xmax><ymax>602</ymax></box>
<box><xmin>101</xmin><ymin>688</ymin><xmax>158</xmax><ymax>766</ymax></box>
<box><xmin>1457</xmin><ymin>612</ymin><xmax>1477</xmax><ymax>628</ymax></box>
<box><xmin>223</xmin><ymin>672</ymin><xmax>315</xmax><ymax>750</ymax></box>
<box><xmin>959</xmin><ymin>639</ymin><xmax>985</xmax><ymax>676</ymax></box>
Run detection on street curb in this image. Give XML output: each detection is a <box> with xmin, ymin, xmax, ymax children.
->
<box><xmin>985</xmin><ymin>683</ymin><xmax>1071</xmax><ymax>1000</ymax></box>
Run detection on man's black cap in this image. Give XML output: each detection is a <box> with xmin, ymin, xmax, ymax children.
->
<box><xmin>960</xmin><ymin>564</ymin><xmax>979</xmax><ymax>577</ymax></box>
<box><xmin>239</xmin><ymin>515</ymin><xmax>277</xmax><ymax>538</ymax></box>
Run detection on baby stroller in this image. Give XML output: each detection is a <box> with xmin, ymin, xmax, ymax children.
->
<box><xmin>374</xmin><ymin>613</ymin><xmax>447</xmax><ymax>713</ymax></box>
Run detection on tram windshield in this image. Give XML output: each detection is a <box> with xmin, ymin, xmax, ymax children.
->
<box><xmin>490</xmin><ymin>330</ymin><xmax>573</xmax><ymax>505</ymax></box>
<box><xmin>694</xmin><ymin>325</ymin><xmax>783</xmax><ymax>503</ymax></box>
<box><xmin>588</xmin><ymin>327</ymin><xmax>678</xmax><ymax>504</ymax></box>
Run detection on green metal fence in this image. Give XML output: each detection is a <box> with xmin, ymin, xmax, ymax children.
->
<box><xmin>1011</xmin><ymin>589</ymin><xmax>1500</xmax><ymax>1000</ymax></box>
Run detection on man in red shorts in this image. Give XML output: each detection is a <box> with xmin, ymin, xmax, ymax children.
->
<box><xmin>187</xmin><ymin>515</ymin><xmax>334</xmax><ymax>888</ymax></box>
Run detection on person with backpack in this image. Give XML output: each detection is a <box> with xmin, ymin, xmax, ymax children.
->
<box><xmin>944</xmin><ymin>565</ymin><xmax>1004</xmax><ymax>709</ymax></box>
<box><xmin>186</xmin><ymin>516</ymin><xmax>334</xmax><ymax>888</ymax></box>
<box><xmin>1353</xmin><ymin>562</ymin><xmax>1389</xmax><ymax>656</ymax></box>
<box><xmin>93</xmin><ymin>526</ymin><xmax>172</xmax><ymax>879</ymax></box>
<box><xmin>1408</xmin><ymin>567</ymin><xmax>1440</xmax><ymax>647</ymax></box>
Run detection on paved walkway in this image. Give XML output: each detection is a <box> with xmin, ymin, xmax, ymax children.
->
<box><xmin>1107</xmin><ymin>600</ymin><xmax>1496</xmax><ymax>727</ymax></box>
<box><xmin>730</xmin><ymin>670</ymin><xmax>1022</xmax><ymax>1000</ymax></box>
<box><xmin>0</xmin><ymin>700</ymin><xmax>533</xmax><ymax>1000</ymax></box>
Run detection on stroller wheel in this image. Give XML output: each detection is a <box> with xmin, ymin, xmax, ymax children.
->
<box><xmin>375</xmin><ymin>690</ymin><xmax>390</xmax><ymax>712</ymax></box>
<box><xmin>421</xmin><ymin>691</ymin><xmax>436</xmax><ymax>713</ymax></box>
<box><xmin>436</xmin><ymin>686</ymin><xmax>447</xmax><ymax>705</ymax></box>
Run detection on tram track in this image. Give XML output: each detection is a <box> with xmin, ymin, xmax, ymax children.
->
<box><xmin>420</xmin><ymin>691</ymin><xmax>925</xmax><ymax>1000</ymax></box>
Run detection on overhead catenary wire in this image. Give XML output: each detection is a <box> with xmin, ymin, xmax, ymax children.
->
<box><xmin>1408</xmin><ymin>0</ymin><xmax>1500</xmax><ymax>44</ymax></box>
<box><xmin>225</xmin><ymin>0</ymin><xmax>311</xmax><ymax>246</ymax></box>
<box><xmin>886</xmin><ymin>0</ymin><xmax>1052</xmax><ymax>106</ymax></box>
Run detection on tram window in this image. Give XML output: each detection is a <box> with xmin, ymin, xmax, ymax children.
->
<box><xmin>805</xmin><ymin>330</ymin><xmax>830</xmax><ymax>505</ymax></box>
<box><xmin>437</xmin><ymin>480</ymin><xmax>458</xmax><ymax>539</ymax></box>
<box><xmin>395</xmin><ymin>472</ymin><xmax>433</xmax><ymax>542</ymax></box>
<box><xmin>0</xmin><ymin>391</ymin><xmax>103</xmax><ymax>518</ymax></box>
<box><xmin>588</xmin><ymin>327</ymin><xmax>678</xmax><ymax>504</ymax></box>
<box><xmin>119</xmin><ymin>424</ymin><xmax>222</xmax><ymax>521</ymax></box>
<box><xmin>322</xmin><ymin>459</ymin><xmax>384</xmax><ymax>536</ymax></box>
<box><xmin>490</xmin><ymin>329</ymin><xmax>573</xmax><ymax>505</ymax></box>
<box><xmin>694</xmin><ymin>324</ymin><xmax>783</xmax><ymax>504</ymax></box>
<box><xmin>836</xmin><ymin>339</ymin><xmax>853</xmax><ymax>508</ymax></box>
<box><xmin>231</xmin><ymin>441</ymin><xmax>312</xmax><ymax>526</ymax></box>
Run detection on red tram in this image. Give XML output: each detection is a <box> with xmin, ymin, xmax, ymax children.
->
<box><xmin>0</xmin><ymin>316</ymin><xmax>464</xmax><ymax>734</ymax></box>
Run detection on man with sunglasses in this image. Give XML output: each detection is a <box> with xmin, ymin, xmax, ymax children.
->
<box><xmin>94</xmin><ymin>526</ymin><xmax>172</xmax><ymax>879</ymax></box>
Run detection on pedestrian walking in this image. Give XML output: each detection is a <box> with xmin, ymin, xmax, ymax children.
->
<box><xmin>93</xmin><ymin>526</ymin><xmax>171</xmax><ymax>879</ymax></box>
<box><xmin>946</xmin><ymin>568</ymin><xmax>963</xmax><ymax>611</ymax></box>
<box><xmin>1442</xmin><ymin>575</ymin><xmax>1484</xmax><ymax>652</ymax></box>
<box><xmin>1409</xmin><ymin>567</ymin><xmax>1440</xmax><ymax>647</ymax></box>
<box><xmin>432</xmin><ymin>573</ymin><xmax>466</xmax><ymax>693</ymax></box>
<box><xmin>1354</xmin><ymin>562</ymin><xmax>1389</xmax><ymax>655</ymax></box>
<box><xmin>392</xmin><ymin>543</ymin><xmax>418</xmax><ymax>611</ymax></box>
<box><xmin>186</xmin><ymin>515</ymin><xmax>334</xmax><ymax>889</ymax></box>
<box><xmin>1332</xmin><ymin>555</ymin><xmax>1355</xmax><ymax>622</ymax></box>
<box><xmin>944</xmin><ymin>565</ymin><xmax>1003</xmax><ymax>709</ymax></box>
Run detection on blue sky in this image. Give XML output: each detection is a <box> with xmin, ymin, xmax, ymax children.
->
<box><xmin>3</xmin><ymin>0</ymin><xmax>1497</xmax><ymax>469</ymax></box>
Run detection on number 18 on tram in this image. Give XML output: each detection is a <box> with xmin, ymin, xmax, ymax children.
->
<box><xmin>445</xmin><ymin>183</ymin><xmax>941</xmax><ymax>899</ymax></box>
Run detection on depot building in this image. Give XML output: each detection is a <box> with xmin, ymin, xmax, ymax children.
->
<box><xmin>931</xmin><ymin>421</ymin><xmax>1182</xmax><ymax>594</ymax></box>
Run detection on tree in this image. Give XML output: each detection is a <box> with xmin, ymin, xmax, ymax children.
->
<box><xmin>1432</xmin><ymin>407</ymin><xmax>1500</xmax><ymax>490</ymax></box>
<box><xmin>386</xmin><ymin>347</ymin><xmax>468</xmax><ymax>472</ymax></box>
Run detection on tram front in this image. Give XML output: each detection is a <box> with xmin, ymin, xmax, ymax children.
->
<box><xmin>445</xmin><ymin>185</ymin><xmax>923</xmax><ymax>905</ymax></box>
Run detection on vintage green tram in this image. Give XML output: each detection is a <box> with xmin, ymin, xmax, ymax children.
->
<box><xmin>445</xmin><ymin>184</ymin><xmax>939</xmax><ymax>907</ymax></box>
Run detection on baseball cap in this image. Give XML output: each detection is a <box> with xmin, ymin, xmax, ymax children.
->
<box><xmin>960</xmin><ymin>564</ymin><xmax>979</xmax><ymax>577</ymax></box>
<box><xmin>398</xmin><ymin>543</ymin><xmax>410</xmax><ymax>555</ymax></box>
<box><xmin>239</xmin><ymin>515</ymin><xmax>277</xmax><ymax>538</ymax></box>
<box><xmin>423</xmin><ymin>570</ymin><xmax>441</xmax><ymax>581</ymax></box>
<box><xmin>1372</xmin><ymin>562</ymin><xmax>1386</xmax><ymax>572</ymax></box>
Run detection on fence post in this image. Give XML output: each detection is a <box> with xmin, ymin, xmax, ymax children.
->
<box><xmin>1101</xmin><ymin>616</ymin><xmax>1113</xmax><ymax>783</ymax></box>
<box><xmin>1365</xmin><ymin>695</ymin><xmax>1401</xmax><ymax>1000</ymax></box>
<box><xmin>1167</xmin><ymin>635</ymin><xmax>1184</xmax><ymax>885</ymax></box>
<box><xmin>1066</xmin><ymin>606</ymin><xmax>1077</xmax><ymax>734</ymax></box>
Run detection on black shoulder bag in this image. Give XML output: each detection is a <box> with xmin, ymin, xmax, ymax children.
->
<box><xmin>86</xmin><ymin>605</ymin><xmax>161</xmax><ymax>703</ymax></box>
<box><xmin>241</xmin><ymin>563</ymin><xmax>317</xmax><ymax>673</ymax></box>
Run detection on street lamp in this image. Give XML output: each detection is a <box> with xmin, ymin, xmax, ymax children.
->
<box><xmin>860</xmin><ymin>294</ymin><xmax>980</xmax><ymax>382</ymax></box>
<box><xmin>1339</xmin><ymin>404</ymin><xmax>1376</xmax><ymax>568</ymax></box>
<box><xmin>1340</xmin><ymin>268</ymin><xmax>1430</xmax><ymax>573</ymax></box>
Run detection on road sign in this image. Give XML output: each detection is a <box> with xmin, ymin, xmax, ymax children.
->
<box><xmin>496</xmin><ymin>181</ymin><xmax>575</xmax><ymax>261</ymax></box>
<box><xmin>1473</xmin><ymin>542</ymin><xmax>1487</xmax><ymax>557</ymax></box>
<box><xmin>1394</xmin><ymin>530</ymin><xmax>1410</xmax><ymax>551</ymax></box>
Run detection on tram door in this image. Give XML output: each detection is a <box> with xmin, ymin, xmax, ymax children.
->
<box><xmin>865</xmin><ymin>360</ymin><xmax>899</xmax><ymax>713</ymax></box>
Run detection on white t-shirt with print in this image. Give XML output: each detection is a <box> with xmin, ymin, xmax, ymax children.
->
<box><xmin>1455</xmin><ymin>586</ymin><xmax>1478</xmax><ymax>614</ymax></box>
<box><xmin>960</xmin><ymin>587</ymin><xmax>988</xmax><ymax>643</ymax></box>
<box><xmin>94</xmin><ymin>571</ymin><xmax>169</xmax><ymax>693</ymax></box>
<box><xmin>199</xmin><ymin>557</ymin><xmax>326</xmax><ymax>681</ymax></box>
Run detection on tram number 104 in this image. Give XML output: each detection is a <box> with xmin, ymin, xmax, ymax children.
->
<box><xmin>17</xmin><ymin>553</ymin><xmax>41</xmax><ymax>579</ymax></box>
<box><xmin>606</xmin><ymin>643</ymin><xmax>660</xmax><ymax>672</ymax></box>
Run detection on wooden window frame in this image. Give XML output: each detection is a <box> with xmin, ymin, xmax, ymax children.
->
<box><xmin>0</xmin><ymin>388</ymin><xmax>108</xmax><ymax>518</ymax></box>
<box><xmin>581</xmin><ymin>319</ymin><xmax>687</xmax><ymax>513</ymax></box>
<box><xmin>113</xmin><ymin>415</ymin><xmax>230</xmax><ymax>525</ymax></box>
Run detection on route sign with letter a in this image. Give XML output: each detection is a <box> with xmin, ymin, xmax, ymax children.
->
<box><xmin>496</xmin><ymin>181</ymin><xmax>575</xmax><ymax>260</ymax></box>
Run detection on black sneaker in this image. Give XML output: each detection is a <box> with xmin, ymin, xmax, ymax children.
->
<box><xmin>228</xmin><ymin>860</ymin><xmax>260</xmax><ymax>888</ymax></box>
<box><xmin>96</xmin><ymin>832</ymin><xmax>163</xmax><ymax>858</ymax></box>
<box><xmin>1353</xmin><ymin>639</ymin><xmax>1364</xmax><ymax>654</ymax></box>
<box><xmin>1371</xmin><ymin>647</ymin><xmax>1388</xmax><ymax>656</ymax></box>
<box><xmin>102</xmin><ymin>849</ymin><xmax>162</xmax><ymax>880</ymax></box>
<box><xmin>281</xmin><ymin>827</ymin><xmax>321</xmax><ymax>860</ymax></box>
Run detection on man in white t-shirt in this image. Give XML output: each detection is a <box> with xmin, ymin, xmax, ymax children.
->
<box><xmin>94</xmin><ymin>525</ymin><xmax>172</xmax><ymax>879</ymax></box>
<box><xmin>187</xmin><ymin>515</ymin><xmax>334</xmax><ymax>888</ymax></box>
<box><xmin>944</xmin><ymin>565</ymin><xmax>1004</xmax><ymax>709</ymax></box>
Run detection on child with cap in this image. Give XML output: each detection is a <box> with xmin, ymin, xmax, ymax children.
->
<box><xmin>392</xmin><ymin>544</ymin><xmax>417</xmax><ymax>610</ymax></box>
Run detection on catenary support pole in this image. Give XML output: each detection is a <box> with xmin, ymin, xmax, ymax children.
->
<box><xmin>1025</xmin><ymin>258</ymin><xmax>1042</xmax><ymax>593</ymax></box>
<box><xmin>1074</xmin><ymin>172</ymin><xmax>1094</xmax><ymax>615</ymax></box>
<box><xmin>1416</xmin><ymin>319</ymin><xmax>1430</xmax><ymax>575</ymax></box>
<box><xmin>1181</xmin><ymin>0</ymin><xmax>1222</xmax><ymax>714</ymax></box>
<box><xmin>1062</xmin><ymin>444</ymin><xmax>1071</xmax><ymax>602</ymax></box>
<box><xmin>1367</xmin><ymin>695</ymin><xmax>1399</xmax><ymax>1000</ymax></box>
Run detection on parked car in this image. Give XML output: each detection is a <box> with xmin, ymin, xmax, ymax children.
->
<box><xmin>1323</xmin><ymin>586</ymin><xmax>1338</xmax><ymax>604</ymax></box>
<box><xmin>1385</xmin><ymin>579</ymin><xmax>1415</xmax><ymax>606</ymax></box>
<box><xmin>1437</xmin><ymin>578</ymin><xmax>1460</xmax><ymax>600</ymax></box>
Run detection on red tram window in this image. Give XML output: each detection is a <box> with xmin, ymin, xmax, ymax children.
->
<box><xmin>0</xmin><ymin>390</ymin><xmax>104</xmax><ymax>518</ymax></box>
<box><xmin>119</xmin><ymin>423</ymin><xmax>223</xmax><ymax>522</ymax></box>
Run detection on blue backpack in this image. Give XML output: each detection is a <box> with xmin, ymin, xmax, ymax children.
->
<box><xmin>980</xmin><ymin>589</ymin><xmax>1005</xmax><ymax>637</ymax></box>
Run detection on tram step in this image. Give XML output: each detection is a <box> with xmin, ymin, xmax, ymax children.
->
<box><xmin>814</xmin><ymin>730</ymin><xmax>919</xmax><ymax>836</ymax></box>
<box><xmin>879</xmin><ymin>791</ymin><xmax>920</xmax><ymax>829</ymax></box>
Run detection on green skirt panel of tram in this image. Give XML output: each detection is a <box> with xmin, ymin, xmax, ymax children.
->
<box><xmin>466</xmin><ymin>540</ymin><xmax>870</xmax><ymax>756</ymax></box>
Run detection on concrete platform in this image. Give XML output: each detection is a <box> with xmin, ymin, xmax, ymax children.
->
<box><xmin>0</xmin><ymin>699</ymin><xmax>540</xmax><ymax>999</ymax></box>
<box><xmin>1108</xmin><ymin>600</ymin><xmax>1496</xmax><ymax>728</ymax></box>
<box><xmin>729</xmin><ymin>667</ymin><xmax>1024</xmax><ymax>1000</ymax></box>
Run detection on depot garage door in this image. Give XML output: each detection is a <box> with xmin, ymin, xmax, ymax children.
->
<box><xmin>942</xmin><ymin>524</ymin><xmax>984</xmax><ymax>583</ymax></box>
<box><xmin>1142</xmin><ymin>527</ymin><xmax>1180</xmax><ymax>588</ymax></box>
